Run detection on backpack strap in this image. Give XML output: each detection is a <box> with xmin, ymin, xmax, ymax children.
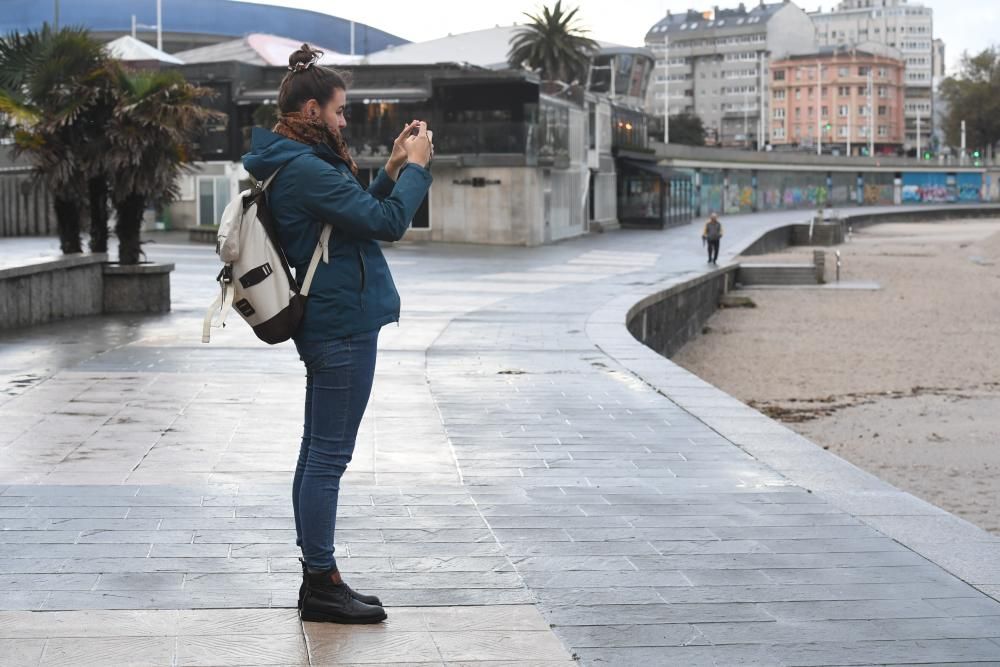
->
<box><xmin>201</xmin><ymin>267</ymin><xmax>235</xmax><ymax>343</ymax></box>
<box><xmin>300</xmin><ymin>224</ymin><xmax>332</xmax><ymax>297</ymax></box>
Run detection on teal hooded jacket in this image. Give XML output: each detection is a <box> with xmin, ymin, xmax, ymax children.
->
<box><xmin>242</xmin><ymin>127</ymin><xmax>432</xmax><ymax>342</ymax></box>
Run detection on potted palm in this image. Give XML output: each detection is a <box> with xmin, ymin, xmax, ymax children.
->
<box><xmin>0</xmin><ymin>26</ymin><xmax>116</xmax><ymax>254</ymax></box>
<box><xmin>102</xmin><ymin>69</ymin><xmax>221</xmax><ymax>313</ymax></box>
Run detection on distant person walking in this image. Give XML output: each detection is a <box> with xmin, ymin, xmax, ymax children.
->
<box><xmin>703</xmin><ymin>213</ymin><xmax>723</xmax><ymax>265</ymax></box>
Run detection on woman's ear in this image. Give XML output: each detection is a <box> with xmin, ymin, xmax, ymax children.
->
<box><xmin>303</xmin><ymin>99</ymin><xmax>320</xmax><ymax>119</ymax></box>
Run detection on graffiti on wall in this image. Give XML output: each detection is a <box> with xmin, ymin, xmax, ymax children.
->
<box><xmin>902</xmin><ymin>185</ymin><xmax>950</xmax><ymax>203</ymax></box>
<box><xmin>864</xmin><ymin>184</ymin><xmax>894</xmax><ymax>205</ymax></box>
<box><xmin>760</xmin><ymin>185</ymin><xmax>829</xmax><ymax>210</ymax></box>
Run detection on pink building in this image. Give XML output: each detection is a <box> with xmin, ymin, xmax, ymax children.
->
<box><xmin>769</xmin><ymin>48</ymin><xmax>906</xmax><ymax>155</ymax></box>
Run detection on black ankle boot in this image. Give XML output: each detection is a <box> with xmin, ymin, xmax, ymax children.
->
<box><xmin>298</xmin><ymin>557</ymin><xmax>381</xmax><ymax>608</ymax></box>
<box><xmin>300</xmin><ymin>566</ymin><xmax>386</xmax><ymax>624</ymax></box>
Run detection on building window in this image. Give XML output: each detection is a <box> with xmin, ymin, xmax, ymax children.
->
<box><xmin>838</xmin><ymin>86</ymin><xmax>850</xmax><ymax>96</ymax></box>
<box><xmin>878</xmin><ymin>105</ymin><xmax>887</xmax><ymax>116</ymax></box>
<box><xmin>821</xmin><ymin>106</ymin><xmax>829</xmax><ymax>117</ymax></box>
<box><xmin>858</xmin><ymin>66</ymin><xmax>870</xmax><ymax>76</ymax></box>
<box><xmin>858</xmin><ymin>85</ymin><xmax>867</xmax><ymax>95</ymax></box>
<box><xmin>838</xmin><ymin>125</ymin><xmax>848</xmax><ymax>137</ymax></box>
<box><xmin>773</xmin><ymin>90</ymin><xmax>786</xmax><ymax>100</ymax></box>
<box><xmin>774</xmin><ymin>108</ymin><xmax>785</xmax><ymax>119</ymax></box>
<box><xmin>858</xmin><ymin>105</ymin><xmax>868</xmax><ymax>116</ymax></box>
<box><xmin>878</xmin><ymin>125</ymin><xmax>888</xmax><ymax>137</ymax></box>
<box><xmin>773</xmin><ymin>69</ymin><xmax>785</xmax><ymax>81</ymax></box>
<box><xmin>838</xmin><ymin>105</ymin><xmax>849</xmax><ymax>117</ymax></box>
<box><xmin>197</xmin><ymin>176</ymin><xmax>231</xmax><ymax>228</ymax></box>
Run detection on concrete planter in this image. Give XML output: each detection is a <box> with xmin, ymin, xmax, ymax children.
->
<box><xmin>0</xmin><ymin>254</ymin><xmax>107</xmax><ymax>330</ymax></box>
<box><xmin>102</xmin><ymin>262</ymin><xmax>175</xmax><ymax>314</ymax></box>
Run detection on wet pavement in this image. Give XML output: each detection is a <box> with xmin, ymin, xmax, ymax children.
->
<box><xmin>1</xmin><ymin>208</ymin><xmax>999</xmax><ymax>665</ymax></box>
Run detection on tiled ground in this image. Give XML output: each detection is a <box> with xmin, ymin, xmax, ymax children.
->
<box><xmin>2</xmin><ymin>206</ymin><xmax>1000</xmax><ymax>665</ymax></box>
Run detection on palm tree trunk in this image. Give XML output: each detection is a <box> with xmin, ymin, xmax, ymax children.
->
<box><xmin>114</xmin><ymin>194</ymin><xmax>145</xmax><ymax>265</ymax></box>
<box><xmin>87</xmin><ymin>177</ymin><xmax>110</xmax><ymax>253</ymax></box>
<box><xmin>53</xmin><ymin>195</ymin><xmax>82</xmax><ymax>254</ymax></box>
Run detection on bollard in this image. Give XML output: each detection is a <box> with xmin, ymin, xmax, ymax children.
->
<box><xmin>835</xmin><ymin>250</ymin><xmax>842</xmax><ymax>283</ymax></box>
<box><xmin>813</xmin><ymin>250</ymin><xmax>826</xmax><ymax>284</ymax></box>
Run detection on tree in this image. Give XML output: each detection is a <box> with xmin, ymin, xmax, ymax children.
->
<box><xmin>940</xmin><ymin>48</ymin><xmax>1000</xmax><ymax>154</ymax></box>
<box><xmin>0</xmin><ymin>26</ymin><xmax>117</xmax><ymax>254</ymax></box>
<box><xmin>104</xmin><ymin>70</ymin><xmax>220</xmax><ymax>264</ymax></box>
<box><xmin>668</xmin><ymin>112</ymin><xmax>706</xmax><ymax>146</ymax></box>
<box><xmin>507</xmin><ymin>1</ymin><xmax>600</xmax><ymax>84</ymax></box>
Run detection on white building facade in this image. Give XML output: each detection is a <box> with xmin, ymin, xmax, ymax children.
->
<box><xmin>644</xmin><ymin>1</ymin><xmax>817</xmax><ymax>148</ymax></box>
<box><xmin>810</xmin><ymin>0</ymin><xmax>935</xmax><ymax>152</ymax></box>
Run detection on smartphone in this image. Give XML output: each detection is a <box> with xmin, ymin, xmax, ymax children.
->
<box><xmin>409</xmin><ymin>124</ymin><xmax>421</xmax><ymax>136</ymax></box>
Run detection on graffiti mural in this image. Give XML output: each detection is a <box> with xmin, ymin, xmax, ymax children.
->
<box><xmin>901</xmin><ymin>172</ymin><xmax>981</xmax><ymax>203</ymax></box>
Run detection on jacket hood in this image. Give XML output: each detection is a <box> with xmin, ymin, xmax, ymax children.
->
<box><xmin>242</xmin><ymin>126</ymin><xmax>342</xmax><ymax>180</ymax></box>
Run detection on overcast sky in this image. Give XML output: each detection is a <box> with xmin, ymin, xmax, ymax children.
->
<box><xmin>235</xmin><ymin>0</ymin><xmax>996</xmax><ymax>73</ymax></box>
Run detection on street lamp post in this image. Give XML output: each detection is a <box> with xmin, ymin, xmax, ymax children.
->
<box><xmin>156</xmin><ymin>0</ymin><xmax>163</xmax><ymax>52</ymax></box>
<box><xmin>866</xmin><ymin>69</ymin><xmax>874</xmax><ymax>157</ymax></box>
<box><xmin>961</xmin><ymin>119</ymin><xmax>967</xmax><ymax>164</ymax></box>
<box><xmin>663</xmin><ymin>38</ymin><xmax>670</xmax><ymax>144</ymax></box>
<box><xmin>916</xmin><ymin>111</ymin><xmax>921</xmax><ymax>159</ymax></box>
<box><xmin>816</xmin><ymin>62</ymin><xmax>822</xmax><ymax>156</ymax></box>
<box><xmin>54</xmin><ymin>0</ymin><xmax>59</xmax><ymax>30</ymax></box>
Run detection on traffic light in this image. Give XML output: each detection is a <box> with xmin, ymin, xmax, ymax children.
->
<box><xmin>923</xmin><ymin>152</ymin><xmax>932</xmax><ymax>160</ymax></box>
<box><xmin>972</xmin><ymin>150</ymin><xmax>982</xmax><ymax>159</ymax></box>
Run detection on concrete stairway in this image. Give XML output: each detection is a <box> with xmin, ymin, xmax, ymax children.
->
<box><xmin>737</xmin><ymin>262</ymin><xmax>819</xmax><ymax>285</ymax></box>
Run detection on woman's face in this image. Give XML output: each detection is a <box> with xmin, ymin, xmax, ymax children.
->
<box><xmin>304</xmin><ymin>88</ymin><xmax>347</xmax><ymax>134</ymax></box>
<box><xmin>322</xmin><ymin>88</ymin><xmax>348</xmax><ymax>134</ymax></box>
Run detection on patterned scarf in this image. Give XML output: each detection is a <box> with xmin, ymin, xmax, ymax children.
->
<box><xmin>272</xmin><ymin>111</ymin><xmax>358</xmax><ymax>175</ymax></box>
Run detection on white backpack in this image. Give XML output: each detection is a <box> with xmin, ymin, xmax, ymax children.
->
<box><xmin>201</xmin><ymin>164</ymin><xmax>331</xmax><ymax>344</ymax></box>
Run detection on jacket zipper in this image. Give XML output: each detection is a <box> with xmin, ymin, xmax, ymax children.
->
<box><xmin>357</xmin><ymin>247</ymin><xmax>367</xmax><ymax>311</ymax></box>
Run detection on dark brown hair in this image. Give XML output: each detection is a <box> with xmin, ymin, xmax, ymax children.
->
<box><xmin>277</xmin><ymin>45</ymin><xmax>352</xmax><ymax>113</ymax></box>
<box><xmin>275</xmin><ymin>44</ymin><xmax>357</xmax><ymax>174</ymax></box>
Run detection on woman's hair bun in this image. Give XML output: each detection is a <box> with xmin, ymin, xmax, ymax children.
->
<box><xmin>288</xmin><ymin>44</ymin><xmax>324</xmax><ymax>72</ymax></box>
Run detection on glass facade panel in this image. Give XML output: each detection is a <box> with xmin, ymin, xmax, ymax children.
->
<box><xmin>862</xmin><ymin>171</ymin><xmax>894</xmax><ymax>205</ymax></box>
<box><xmin>725</xmin><ymin>170</ymin><xmax>755</xmax><ymax>213</ymax></box>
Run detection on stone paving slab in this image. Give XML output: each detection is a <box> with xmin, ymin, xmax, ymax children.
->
<box><xmin>3</xmin><ymin>207</ymin><xmax>1000</xmax><ymax>665</ymax></box>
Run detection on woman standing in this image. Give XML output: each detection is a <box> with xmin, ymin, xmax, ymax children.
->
<box><xmin>242</xmin><ymin>45</ymin><xmax>433</xmax><ymax>624</ymax></box>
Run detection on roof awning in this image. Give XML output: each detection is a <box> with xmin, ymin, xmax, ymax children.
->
<box><xmin>620</xmin><ymin>158</ymin><xmax>674</xmax><ymax>179</ymax></box>
<box><xmin>237</xmin><ymin>87</ymin><xmax>431</xmax><ymax>104</ymax></box>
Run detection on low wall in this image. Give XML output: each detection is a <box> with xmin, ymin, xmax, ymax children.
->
<box><xmin>629</xmin><ymin>206</ymin><xmax>1000</xmax><ymax>358</ymax></box>
<box><xmin>0</xmin><ymin>255</ymin><xmax>174</xmax><ymax>330</ymax></box>
<box><xmin>0</xmin><ymin>254</ymin><xmax>106</xmax><ymax>328</ymax></box>
<box><xmin>844</xmin><ymin>205</ymin><xmax>1000</xmax><ymax>228</ymax></box>
<box><xmin>626</xmin><ymin>266</ymin><xmax>738</xmax><ymax>358</ymax></box>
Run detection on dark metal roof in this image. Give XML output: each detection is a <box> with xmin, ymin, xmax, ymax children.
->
<box><xmin>645</xmin><ymin>2</ymin><xmax>788</xmax><ymax>41</ymax></box>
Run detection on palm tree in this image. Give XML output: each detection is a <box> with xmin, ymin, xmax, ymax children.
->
<box><xmin>0</xmin><ymin>26</ymin><xmax>117</xmax><ymax>254</ymax></box>
<box><xmin>507</xmin><ymin>1</ymin><xmax>600</xmax><ymax>84</ymax></box>
<box><xmin>104</xmin><ymin>70</ymin><xmax>221</xmax><ymax>264</ymax></box>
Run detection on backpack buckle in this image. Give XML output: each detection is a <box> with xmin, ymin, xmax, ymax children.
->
<box><xmin>217</xmin><ymin>265</ymin><xmax>233</xmax><ymax>284</ymax></box>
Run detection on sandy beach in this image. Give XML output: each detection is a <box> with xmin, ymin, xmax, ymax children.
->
<box><xmin>673</xmin><ymin>218</ymin><xmax>1000</xmax><ymax>534</ymax></box>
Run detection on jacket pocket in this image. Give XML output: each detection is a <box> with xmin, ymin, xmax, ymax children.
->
<box><xmin>357</xmin><ymin>246</ymin><xmax>367</xmax><ymax>311</ymax></box>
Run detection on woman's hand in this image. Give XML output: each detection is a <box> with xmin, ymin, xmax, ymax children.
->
<box><xmin>386</xmin><ymin>120</ymin><xmax>419</xmax><ymax>180</ymax></box>
<box><xmin>404</xmin><ymin>122</ymin><xmax>433</xmax><ymax>168</ymax></box>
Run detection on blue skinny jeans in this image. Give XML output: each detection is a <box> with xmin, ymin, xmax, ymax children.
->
<box><xmin>292</xmin><ymin>328</ymin><xmax>379</xmax><ymax>571</ymax></box>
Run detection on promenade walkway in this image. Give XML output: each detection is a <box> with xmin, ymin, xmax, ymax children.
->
<box><xmin>1</xmin><ymin>206</ymin><xmax>999</xmax><ymax>666</ymax></box>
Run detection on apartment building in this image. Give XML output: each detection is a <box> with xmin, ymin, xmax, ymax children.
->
<box><xmin>770</xmin><ymin>47</ymin><xmax>906</xmax><ymax>155</ymax></box>
<box><xmin>810</xmin><ymin>0</ymin><xmax>935</xmax><ymax>151</ymax></box>
<box><xmin>644</xmin><ymin>1</ymin><xmax>816</xmax><ymax>148</ymax></box>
